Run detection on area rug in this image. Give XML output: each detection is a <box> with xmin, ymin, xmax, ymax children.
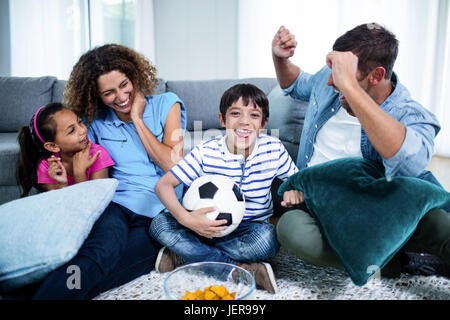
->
<box><xmin>94</xmin><ymin>248</ymin><xmax>450</xmax><ymax>300</ymax></box>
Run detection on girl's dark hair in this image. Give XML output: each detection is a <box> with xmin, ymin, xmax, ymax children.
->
<box><xmin>16</xmin><ymin>102</ymin><xmax>66</xmax><ymax>197</ymax></box>
<box><xmin>333</xmin><ymin>23</ymin><xmax>399</xmax><ymax>79</ymax></box>
<box><xmin>219</xmin><ymin>83</ymin><xmax>269</xmax><ymax>125</ymax></box>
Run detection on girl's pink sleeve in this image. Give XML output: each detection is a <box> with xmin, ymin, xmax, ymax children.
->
<box><xmin>37</xmin><ymin>158</ymin><xmax>58</xmax><ymax>184</ymax></box>
<box><xmin>89</xmin><ymin>143</ymin><xmax>115</xmax><ymax>173</ymax></box>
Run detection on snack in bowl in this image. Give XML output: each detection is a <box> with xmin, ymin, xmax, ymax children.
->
<box><xmin>181</xmin><ymin>285</ymin><xmax>236</xmax><ymax>300</ymax></box>
<box><xmin>164</xmin><ymin>262</ymin><xmax>255</xmax><ymax>300</ymax></box>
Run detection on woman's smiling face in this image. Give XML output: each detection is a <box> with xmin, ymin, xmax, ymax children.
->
<box><xmin>97</xmin><ymin>70</ymin><xmax>134</xmax><ymax>121</ymax></box>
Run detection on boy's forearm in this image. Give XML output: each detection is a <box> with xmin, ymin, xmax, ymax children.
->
<box><xmin>155</xmin><ymin>179</ymin><xmax>188</xmax><ymax>223</ymax></box>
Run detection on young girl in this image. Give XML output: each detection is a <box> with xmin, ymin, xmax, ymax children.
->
<box><xmin>16</xmin><ymin>102</ymin><xmax>114</xmax><ymax>196</ymax></box>
<box><xmin>16</xmin><ymin>103</ymin><xmax>139</xmax><ymax>299</ymax></box>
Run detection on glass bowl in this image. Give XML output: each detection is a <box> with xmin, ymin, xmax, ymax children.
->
<box><xmin>163</xmin><ymin>261</ymin><xmax>255</xmax><ymax>300</ymax></box>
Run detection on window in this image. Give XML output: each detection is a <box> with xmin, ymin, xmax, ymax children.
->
<box><xmin>89</xmin><ymin>0</ymin><xmax>136</xmax><ymax>49</ymax></box>
<box><xmin>9</xmin><ymin>0</ymin><xmax>141</xmax><ymax>80</ymax></box>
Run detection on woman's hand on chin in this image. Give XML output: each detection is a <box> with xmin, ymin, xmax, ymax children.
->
<box><xmin>130</xmin><ymin>91</ymin><xmax>147</xmax><ymax>123</ymax></box>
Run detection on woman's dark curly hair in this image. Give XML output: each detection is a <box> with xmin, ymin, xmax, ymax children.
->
<box><xmin>64</xmin><ymin>44</ymin><xmax>159</xmax><ymax>124</ymax></box>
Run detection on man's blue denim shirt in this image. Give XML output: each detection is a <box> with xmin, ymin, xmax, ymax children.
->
<box><xmin>283</xmin><ymin>66</ymin><xmax>441</xmax><ymax>180</ymax></box>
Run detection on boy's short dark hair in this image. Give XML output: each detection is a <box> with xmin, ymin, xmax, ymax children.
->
<box><xmin>219</xmin><ymin>83</ymin><xmax>269</xmax><ymax>125</ymax></box>
<box><xmin>333</xmin><ymin>23</ymin><xmax>399</xmax><ymax>79</ymax></box>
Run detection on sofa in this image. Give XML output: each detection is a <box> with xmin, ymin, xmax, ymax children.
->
<box><xmin>0</xmin><ymin>76</ymin><xmax>307</xmax><ymax>205</ymax></box>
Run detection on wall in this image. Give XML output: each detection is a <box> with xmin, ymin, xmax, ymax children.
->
<box><xmin>153</xmin><ymin>0</ymin><xmax>238</xmax><ymax>81</ymax></box>
<box><xmin>427</xmin><ymin>156</ymin><xmax>450</xmax><ymax>191</ymax></box>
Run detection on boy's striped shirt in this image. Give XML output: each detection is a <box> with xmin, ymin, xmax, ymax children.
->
<box><xmin>170</xmin><ymin>134</ymin><xmax>298</xmax><ymax>221</ymax></box>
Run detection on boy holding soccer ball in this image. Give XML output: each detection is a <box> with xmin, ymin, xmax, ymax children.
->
<box><xmin>151</xmin><ymin>84</ymin><xmax>301</xmax><ymax>293</ymax></box>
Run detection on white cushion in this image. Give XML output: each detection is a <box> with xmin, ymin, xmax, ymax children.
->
<box><xmin>0</xmin><ymin>178</ymin><xmax>118</xmax><ymax>293</ymax></box>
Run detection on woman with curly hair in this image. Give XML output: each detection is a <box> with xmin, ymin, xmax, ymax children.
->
<box><xmin>33</xmin><ymin>44</ymin><xmax>186</xmax><ymax>299</ymax></box>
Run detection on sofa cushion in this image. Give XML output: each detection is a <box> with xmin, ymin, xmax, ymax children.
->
<box><xmin>278</xmin><ymin>157</ymin><xmax>450</xmax><ymax>286</ymax></box>
<box><xmin>51</xmin><ymin>80</ymin><xmax>66</xmax><ymax>103</ymax></box>
<box><xmin>154</xmin><ymin>78</ymin><xmax>166</xmax><ymax>95</ymax></box>
<box><xmin>267</xmin><ymin>85</ymin><xmax>307</xmax><ymax>146</ymax></box>
<box><xmin>0</xmin><ymin>76</ymin><xmax>57</xmax><ymax>132</ymax></box>
<box><xmin>0</xmin><ymin>178</ymin><xmax>118</xmax><ymax>293</ymax></box>
<box><xmin>167</xmin><ymin>78</ymin><xmax>277</xmax><ymax>131</ymax></box>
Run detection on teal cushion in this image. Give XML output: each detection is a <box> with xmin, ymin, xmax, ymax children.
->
<box><xmin>0</xmin><ymin>178</ymin><xmax>118</xmax><ymax>293</ymax></box>
<box><xmin>278</xmin><ymin>158</ymin><xmax>450</xmax><ymax>286</ymax></box>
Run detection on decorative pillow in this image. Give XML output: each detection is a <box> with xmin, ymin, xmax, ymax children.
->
<box><xmin>267</xmin><ymin>85</ymin><xmax>307</xmax><ymax>145</ymax></box>
<box><xmin>278</xmin><ymin>158</ymin><xmax>450</xmax><ymax>286</ymax></box>
<box><xmin>0</xmin><ymin>178</ymin><xmax>118</xmax><ymax>293</ymax></box>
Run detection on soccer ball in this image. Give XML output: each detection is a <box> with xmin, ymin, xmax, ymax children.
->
<box><xmin>182</xmin><ymin>175</ymin><xmax>246</xmax><ymax>237</ymax></box>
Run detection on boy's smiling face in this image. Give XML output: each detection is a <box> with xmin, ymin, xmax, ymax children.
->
<box><xmin>219</xmin><ymin>97</ymin><xmax>268</xmax><ymax>159</ymax></box>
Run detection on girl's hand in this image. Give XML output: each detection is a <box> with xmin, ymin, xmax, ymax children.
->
<box><xmin>73</xmin><ymin>140</ymin><xmax>101</xmax><ymax>176</ymax></box>
<box><xmin>130</xmin><ymin>91</ymin><xmax>147</xmax><ymax>123</ymax></box>
<box><xmin>47</xmin><ymin>155</ymin><xmax>68</xmax><ymax>186</ymax></box>
<box><xmin>180</xmin><ymin>207</ymin><xmax>228</xmax><ymax>239</ymax></box>
<box><xmin>281</xmin><ymin>190</ymin><xmax>304</xmax><ymax>208</ymax></box>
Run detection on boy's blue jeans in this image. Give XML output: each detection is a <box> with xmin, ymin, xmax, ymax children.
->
<box><xmin>32</xmin><ymin>202</ymin><xmax>161</xmax><ymax>300</ymax></box>
<box><xmin>149</xmin><ymin>211</ymin><xmax>280</xmax><ymax>264</ymax></box>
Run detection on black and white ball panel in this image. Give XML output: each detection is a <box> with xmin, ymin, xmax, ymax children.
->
<box><xmin>182</xmin><ymin>174</ymin><xmax>246</xmax><ymax>237</ymax></box>
<box><xmin>198</xmin><ymin>182</ymin><xmax>219</xmax><ymax>199</ymax></box>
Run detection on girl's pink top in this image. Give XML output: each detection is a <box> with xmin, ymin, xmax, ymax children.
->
<box><xmin>37</xmin><ymin>143</ymin><xmax>114</xmax><ymax>186</ymax></box>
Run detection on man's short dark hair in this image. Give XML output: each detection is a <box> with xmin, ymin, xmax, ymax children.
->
<box><xmin>219</xmin><ymin>83</ymin><xmax>269</xmax><ymax>125</ymax></box>
<box><xmin>333</xmin><ymin>23</ymin><xmax>399</xmax><ymax>79</ymax></box>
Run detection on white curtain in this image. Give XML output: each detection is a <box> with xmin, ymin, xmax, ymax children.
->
<box><xmin>135</xmin><ymin>0</ymin><xmax>156</xmax><ymax>64</ymax></box>
<box><xmin>238</xmin><ymin>0</ymin><xmax>449</xmax><ymax>157</ymax></box>
<box><xmin>9</xmin><ymin>0</ymin><xmax>156</xmax><ymax>80</ymax></box>
<box><xmin>9</xmin><ymin>0</ymin><xmax>89</xmax><ymax>80</ymax></box>
<box><xmin>433</xmin><ymin>1</ymin><xmax>450</xmax><ymax>157</ymax></box>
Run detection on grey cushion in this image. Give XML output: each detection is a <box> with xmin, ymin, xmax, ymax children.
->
<box><xmin>167</xmin><ymin>78</ymin><xmax>277</xmax><ymax>131</ymax></box>
<box><xmin>154</xmin><ymin>78</ymin><xmax>166</xmax><ymax>95</ymax></box>
<box><xmin>0</xmin><ymin>133</ymin><xmax>19</xmax><ymax>186</ymax></box>
<box><xmin>267</xmin><ymin>85</ymin><xmax>307</xmax><ymax>146</ymax></box>
<box><xmin>0</xmin><ymin>76</ymin><xmax>57</xmax><ymax>132</ymax></box>
<box><xmin>52</xmin><ymin>80</ymin><xmax>66</xmax><ymax>102</ymax></box>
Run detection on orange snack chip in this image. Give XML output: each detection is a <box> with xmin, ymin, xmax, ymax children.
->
<box><xmin>181</xmin><ymin>285</ymin><xmax>236</xmax><ymax>300</ymax></box>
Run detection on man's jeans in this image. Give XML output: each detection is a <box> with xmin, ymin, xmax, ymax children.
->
<box><xmin>32</xmin><ymin>202</ymin><xmax>161</xmax><ymax>300</ymax></box>
<box><xmin>150</xmin><ymin>212</ymin><xmax>280</xmax><ymax>265</ymax></box>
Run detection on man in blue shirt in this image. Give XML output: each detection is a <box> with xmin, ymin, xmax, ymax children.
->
<box><xmin>272</xmin><ymin>23</ymin><xmax>450</xmax><ymax>279</ymax></box>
